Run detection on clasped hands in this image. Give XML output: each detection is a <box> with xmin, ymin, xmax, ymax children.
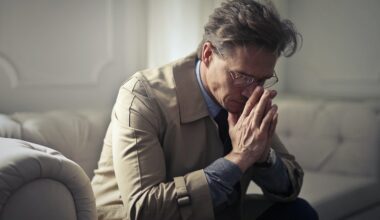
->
<box><xmin>225</xmin><ymin>86</ymin><xmax>278</xmax><ymax>172</ymax></box>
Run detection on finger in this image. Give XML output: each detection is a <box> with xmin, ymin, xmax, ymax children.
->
<box><xmin>265</xmin><ymin>99</ymin><xmax>272</xmax><ymax>115</ymax></box>
<box><xmin>260</xmin><ymin>105</ymin><xmax>278</xmax><ymax>133</ymax></box>
<box><xmin>251</xmin><ymin>90</ymin><xmax>275</xmax><ymax>126</ymax></box>
<box><xmin>266</xmin><ymin>91</ymin><xmax>277</xmax><ymax>115</ymax></box>
<box><xmin>264</xmin><ymin>90</ymin><xmax>277</xmax><ymax>114</ymax></box>
<box><xmin>269</xmin><ymin>90</ymin><xmax>277</xmax><ymax>99</ymax></box>
<box><xmin>227</xmin><ymin>112</ymin><xmax>239</xmax><ymax>128</ymax></box>
<box><xmin>269</xmin><ymin>112</ymin><xmax>278</xmax><ymax>138</ymax></box>
<box><xmin>241</xmin><ymin>86</ymin><xmax>263</xmax><ymax>117</ymax></box>
<box><xmin>267</xmin><ymin>113</ymin><xmax>273</xmax><ymax>137</ymax></box>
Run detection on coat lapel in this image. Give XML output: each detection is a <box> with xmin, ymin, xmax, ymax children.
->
<box><xmin>172</xmin><ymin>53</ymin><xmax>209</xmax><ymax>123</ymax></box>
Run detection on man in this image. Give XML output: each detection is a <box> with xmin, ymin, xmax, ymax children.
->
<box><xmin>92</xmin><ymin>0</ymin><xmax>318</xmax><ymax>219</ymax></box>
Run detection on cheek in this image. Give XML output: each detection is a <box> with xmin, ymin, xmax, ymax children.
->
<box><xmin>207</xmin><ymin>65</ymin><xmax>243</xmax><ymax>107</ymax></box>
<box><xmin>209</xmin><ymin>73</ymin><xmax>230</xmax><ymax>98</ymax></box>
<box><xmin>217</xmin><ymin>81</ymin><xmax>235</xmax><ymax>101</ymax></box>
<box><xmin>221</xmin><ymin>88</ymin><xmax>246</xmax><ymax>109</ymax></box>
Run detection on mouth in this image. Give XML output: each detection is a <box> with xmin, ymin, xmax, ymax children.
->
<box><xmin>235</xmin><ymin>99</ymin><xmax>247</xmax><ymax>105</ymax></box>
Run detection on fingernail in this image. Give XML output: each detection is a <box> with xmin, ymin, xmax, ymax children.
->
<box><xmin>255</xmin><ymin>86</ymin><xmax>263</xmax><ymax>93</ymax></box>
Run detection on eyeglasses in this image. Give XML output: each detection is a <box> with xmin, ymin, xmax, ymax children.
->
<box><xmin>212</xmin><ymin>45</ymin><xmax>279</xmax><ymax>88</ymax></box>
<box><xmin>229</xmin><ymin>70</ymin><xmax>278</xmax><ymax>88</ymax></box>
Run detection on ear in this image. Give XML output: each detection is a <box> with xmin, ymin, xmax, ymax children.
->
<box><xmin>201</xmin><ymin>42</ymin><xmax>213</xmax><ymax>67</ymax></box>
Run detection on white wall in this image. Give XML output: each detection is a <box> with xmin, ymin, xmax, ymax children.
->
<box><xmin>0</xmin><ymin>0</ymin><xmax>132</xmax><ymax>113</ymax></box>
<box><xmin>270</xmin><ymin>0</ymin><xmax>289</xmax><ymax>93</ymax></box>
<box><xmin>146</xmin><ymin>0</ymin><xmax>216</xmax><ymax>68</ymax></box>
<box><xmin>1</xmin><ymin>0</ymin><xmax>378</xmax><ymax>113</ymax></box>
<box><xmin>0</xmin><ymin>0</ymin><xmax>218</xmax><ymax>113</ymax></box>
<box><xmin>285</xmin><ymin>0</ymin><xmax>380</xmax><ymax>99</ymax></box>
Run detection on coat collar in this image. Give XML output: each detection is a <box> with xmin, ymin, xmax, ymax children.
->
<box><xmin>172</xmin><ymin>53</ymin><xmax>210</xmax><ymax>123</ymax></box>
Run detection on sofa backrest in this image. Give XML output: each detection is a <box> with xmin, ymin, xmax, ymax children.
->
<box><xmin>275</xmin><ymin>97</ymin><xmax>380</xmax><ymax>178</ymax></box>
<box><xmin>1</xmin><ymin>97</ymin><xmax>379</xmax><ymax>179</ymax></box>
<box><xmin>0</xmin><ymin>110</ymin><xmax>110</xmax><ymax>179</ymax></box>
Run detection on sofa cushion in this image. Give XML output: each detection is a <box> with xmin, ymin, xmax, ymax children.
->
<box><xmin>10</xmin><ymin>110</ymin><xmax>109</xmax><ymax>178</ymax></box>
<box><xmin>276</xmin><ymin>98</ymin><xmax>380</xmax><ymax>177</ymax></box>
<box><xmin>247</xmin><ymin>171</ymin><xmax>380</xmax><ymax>220</ymax></box>
<box><xmin>300</xmin><ymin>171</ymin><xmax>380</xmax><ymax>220</ymax></box>
<box><xmin>275</xmin><ymin>99</ymin><xmax>330</xmax><ymax>171</ymax></box>
<box><xmin>346</xmin><ymin>204</ymin><xmax>380</xmax><ymax>220</ymax></box>
<box><xmin>315</xmin><ymin>103</ymin><xmax>380</xmax><ymax>177</ymax></box>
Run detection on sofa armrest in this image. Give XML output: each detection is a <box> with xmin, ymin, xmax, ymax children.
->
<box><xmin>0</xmin><ymin>138</ymin><xmax>96</xmax><ymax>220</ymax></box>
<box><xmin>0</xmin><ymin>114</ymin><xmax>21</xmax><ymax>139</ymax></box>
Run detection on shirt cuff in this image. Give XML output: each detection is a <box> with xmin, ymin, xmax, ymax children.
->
<box><xmin>204</xmin><ymin>158</ymin><xmax>243</xmax><ymax>207</ymax></box>
<box><xmin>252</xmin><ymin>153</ymin><xmax>292</xmax><ymax>195</ymax></box>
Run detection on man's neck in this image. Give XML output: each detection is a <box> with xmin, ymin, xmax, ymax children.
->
<box><xmin>195</xmin><ymin>60</ymin><xmax>221</xmax><ymax>117</ymax></box>
<box><xmin>199</xmin><ymin>61</ymin><xmax>222</xmax><ymax>106</ymax></box>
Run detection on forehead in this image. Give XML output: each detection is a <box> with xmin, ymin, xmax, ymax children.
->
<box><xmin>223</xmin><ymin>45</ymin><xmax>278</xmax><ymax>76</ymax></box>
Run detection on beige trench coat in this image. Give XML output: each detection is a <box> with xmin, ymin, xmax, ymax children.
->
<box><xmin>91</xmin><ymin>53</ymin><xmax>304</xmax><ymax>220</ymax></box>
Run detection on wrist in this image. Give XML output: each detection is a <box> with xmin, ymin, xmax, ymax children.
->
<box><xmin>255</xmin><ymin>148</ymin><xmax>276</xmax><ymax>168</ymax></box>
<box><xmin>224</xmin><ymin>152</ymin><xmax>251</xmax><ymax>173</ymax></box>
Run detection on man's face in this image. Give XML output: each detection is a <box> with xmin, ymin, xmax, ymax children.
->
<box><xmin>202</xmin><ymin>44</ymin><xmax>278</xmax><ymax>114</ymax></box>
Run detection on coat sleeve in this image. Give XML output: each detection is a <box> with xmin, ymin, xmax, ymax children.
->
<box><xmin>111</xmin><ymin>76</ymin><xmax>214</xmax><ymax>220</ymax></box>
<box><xmin>250</xmin><ymin>133</ymin><xmax>304</xmax><ymax>201</ymax></box>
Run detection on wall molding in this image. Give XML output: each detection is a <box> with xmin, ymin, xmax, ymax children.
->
<box><xmin>0</xmin><ymin>53</ymin><xmax>19</xmax><ymax>88</ymax></box>
<box><xmin>0</xmin><ymin>0</ymin><xmax>114</xmax><ymax>88</ymax></box>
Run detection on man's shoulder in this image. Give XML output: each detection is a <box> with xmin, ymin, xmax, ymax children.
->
<box><xmin>123</xmin><ymin>52</ymin><xmax>197</xmax><ymax>93</ymax></box>
<box><xmin>140</xmin><ymin>52</ymin><xmax>197</xmax><ymax>81</ymax></box>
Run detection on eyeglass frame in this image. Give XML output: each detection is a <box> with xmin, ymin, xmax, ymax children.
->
<box><xmin>228</xmin><ymin>70</ymin><xmax>278</xmax><ymax>88</ymax></box>
<box><xmin>211</xmin><ymin>44</ymin><xmax>279</xmax><ymax>89</ymax></box>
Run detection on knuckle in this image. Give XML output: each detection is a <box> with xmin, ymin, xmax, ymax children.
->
<box><xmin>256</xmin><ymin>132</ymin><xmax>264</xmax><ymax>140</ymax></box>
<box><xmin>246</xmin><ymin>99</ymin><xmax>255</xmax><ymax>108</ymax></box>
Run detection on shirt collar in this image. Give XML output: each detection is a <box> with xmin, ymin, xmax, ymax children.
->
<box><xmin>195</xmin><ymin>60</ymin><xmax>221</xmax><ymax>118</ymax></box>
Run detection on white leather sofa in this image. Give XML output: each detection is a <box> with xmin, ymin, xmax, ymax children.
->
<box><xmin>0</xmin><ymin>97</ymin><xmax>379</xmax><ymax>220</ymax></box>
<box><xmin>0</xmin><ymin>110</ymin><xmax>110</xmax><ymax>220</ymax></box>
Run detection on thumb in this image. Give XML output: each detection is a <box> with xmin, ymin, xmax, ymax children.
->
<box><xmin>227</xmin><ymin>112</ymin><xmax>238</xmax><ymax>127</ymax></box>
